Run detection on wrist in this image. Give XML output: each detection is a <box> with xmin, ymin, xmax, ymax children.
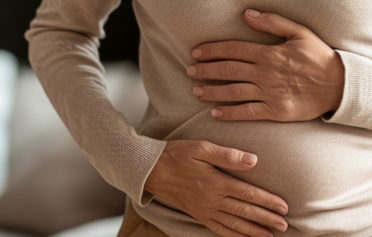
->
<box><xmin>327</xmin><ymin>51</ymin><xmax>345</xmax><ymax>112</ymax></box>
<box><xmin>144</xmin><ymin>144</ymin><xmax>175</xmax><ymax>198</ymax></box>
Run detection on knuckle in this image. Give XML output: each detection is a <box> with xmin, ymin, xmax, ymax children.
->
<box><xmin>298</xmin><ymin>25</ymin><xmax>312</xmax><ymax>35</ymax></box>
<box><xmin>196</xmin><ymin>140</ymin><xmax>212</xmax><ymax>153</ymax></box>
<box><xmin>225</xmin><ymin>42</ymin><xmax>239</xmax><ymax>57</ymax></box>
<box><xmin>276</xmin><ymin>86</ymin><xmax>289</xmax><ymax>95</ymax></box>
<box><xmin>280</xmin><ymin>101</ymin><xmax>297</xmax><ymax>120</ymax></box>
<box><xmin>255</xmin><ymin>67</ymin><xmax>267</xmax><ymax>81</ymax></box>
<box><xmin>218</xmin><ymin>63</ymin><xmax>240</xmax><ymax>77</ymax></box>
<box><xmin>198</xmin><ymin>140</ymin><xmax>211</xmax><ymax>148</ymax></box>
<box><xmin>222</xmin><ymin>148</ymin><xmax>239</xmax><ymax>164</ymax></box>
<box><xmin>267</xmin><ymin>14</ymin><xmax>283</xmax><ymax>35</ymax></box>
<box><xmin>263</xmin><ymin>86</ymin><xmax>288</xmax><ymax>98</ymax></box>
<box><xmin>200</xmin><ymin>180</ymin><xmax>220</xmax><ymax>193</ymax></box>
<box><xmin>226</xmin><ymin>218</ymin><xmax>240</xmax><ymax>230</ymax></box>
<box><xmin>228</xmin><ymin>85</ymin><xmax>242</xmax><ymax>99</ymax></box>
<box><xmin>264</xmin><ymin>69</ymin><xmax>281</xmax><ymax>81</ymax></box>
<box><xmin>262</xmin><ymin>47</ymin><xmax>286</xmax><ymax>62</ymax></box>
<box><xmin>194</xmin><ymin>176</ymin><xmax>224</xmax><ymax>195</ymax></box>
<box><xmin>243</xmin><ymin>104</ymin><xmax>257</xmax><ymax>118</ymax></box>
<box><xmin>238</xmin><ymin>205</ymin><xmax>254</xmax><ymax>219</ymax></box>
<box><xmin>260</xmin><ymin>69</ymin><xmax>292</xmax><ymax>98</ymax></box>
<box><xmin>241</xmin><ymin>189</ymin><xmax>258</xmax><ymax>203</ymax></box>
<box><xmin>272</xmin><ymin>100</ymin><xmax>296</xmax><ymax>122</ymax></box>
<box><xmin>261</xmin><ymin>69</ymin><xmax>290</xmax><ymax>91</ymax></box>
<box><xmin>267</xmin><ymin>13</ymin><xmax>282</xmax><ymax>24</ymax></box>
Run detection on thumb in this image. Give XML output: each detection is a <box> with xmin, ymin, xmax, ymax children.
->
<box><xmin>197</xmin><ymin>141</ymin><xmax>257</xmax><ymax>171</ymax></box>
<box><xmin>243</xmin><ymin>9</ymin><xmax>309</xmax><ymax>40</ymax></box>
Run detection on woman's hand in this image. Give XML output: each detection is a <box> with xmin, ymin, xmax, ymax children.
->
<box><xmin>187</xmin><ymin>9</ymin><xmax>345</xmax><ymax>122</ymax></box>
<box><xmin>145</xmin><ymin>140</ymin><xmax>288</xmax><ymax>237</ymax></box>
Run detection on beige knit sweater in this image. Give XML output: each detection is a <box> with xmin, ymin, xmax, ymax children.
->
<box><xmin>27</xmin><ymin>0</ymin><xmax>372</xmax><ymax>236</ymax></box>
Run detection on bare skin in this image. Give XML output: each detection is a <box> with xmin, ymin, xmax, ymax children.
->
<box><xmin>188</xmin><ymin>9</ymin><xmax>345</xmax><ymax>122</ymax></box>
<box><xmin>145</xmin><ymin>140</ymin><xmax>288</xmax><ymax>237</ymax></box>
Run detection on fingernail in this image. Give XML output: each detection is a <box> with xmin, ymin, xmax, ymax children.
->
<box><xmin>246</xmin><ymin>9</ymin><xmax>261</xmax><ymax>18</ymax></box>
<box><xmin>187</xmin><ymin>66</ymin><xmax>197</xmax><ymax>77</ymax></box>
<box><xmin>192</xmin><ymin>49</ymin><xmax>203</xmax><ymax>59</ymax></box>
<box><xmin>242</xmin><ymin>154</ymin><xmax>257</xmax><ymax>165</ymax></box>
<box><xmin>193</xmin><ymin>86</ymin><xmax>204</xmax><ymax>98</ymax></box>
<box><xmin>274</xmin><ymin>205</ymin><xmax>288</xmax><ymax>215</ymax></box>
<box><xmin>211</xmin><ymin>108</ymin><xmax>223</xmax><ymax>118</ymax></box>
<box><xmin>273</xmin><ymin>222</ymin><xmax>288</xmax><ymax>232</ymax></box>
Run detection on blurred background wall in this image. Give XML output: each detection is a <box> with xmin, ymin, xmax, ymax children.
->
<box><xmin>0</xmin><ymin>0</ymin><xmax>140</xmax><ymax>64</ymax></box>
<box><xmin>0</xmin><ymin>1</ymin><xmax>148</xmax><ymax>236</ymax></box>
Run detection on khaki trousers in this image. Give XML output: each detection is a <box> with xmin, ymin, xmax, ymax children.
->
<box><xmin>118</xmin><ymin>198</ymin><xmax>168</xmax><ymax>237</ymax></box>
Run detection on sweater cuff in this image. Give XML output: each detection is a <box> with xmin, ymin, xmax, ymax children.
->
<box><xmin>322</xmin><ymin>50</ymin><xmax>372</xmax><ymax>130</ymax></box>
<box><xmin>134</xmin><ymin>136</ymin><xmax>167</xmax><ymax>207</ymax></box>
<box><xmin>107</xmin><ymin>134</ymin><xmax>167</xmax><ymax>208</ymax></box>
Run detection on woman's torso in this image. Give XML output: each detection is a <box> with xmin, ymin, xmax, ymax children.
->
<box><xmin>132</xmin><ymin>1</ymin><xmax>372</xmax><ymax>236</ymax></box>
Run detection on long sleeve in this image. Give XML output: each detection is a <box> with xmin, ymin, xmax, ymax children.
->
<box><xmin>25</xmin><ymin>0</ymin><xmax>167</xmax><ymax>207</ymax></box>
<box><xmin>322</xmin><ymin>50</ymin><xmax>372</xmax><ymax>130</ymax></box>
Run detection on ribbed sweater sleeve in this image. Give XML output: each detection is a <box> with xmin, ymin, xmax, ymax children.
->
<box><xmin>322</xmin><ymin>50</ymin><xmax>372</xmax><ymax>130</ymax></box>
<box><xmin>25</xmin><ymin>0</ymin><xmax>167</xmax><ymax>207</ymax></box>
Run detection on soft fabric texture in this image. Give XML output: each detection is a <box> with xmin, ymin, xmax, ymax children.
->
<box><xmin>118</xmin><ymin>198</ymin><xmax>166</xmax><ymax>237</ymax></box>
<box><xmin>26</xmin><ymin>0</ymin><xmax>372</xmax><ymax>236</ymax></box>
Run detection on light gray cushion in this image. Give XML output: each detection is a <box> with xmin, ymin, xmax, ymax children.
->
<box><xmin>0</xmin><ymin>62</ymin><xmax>147</xmax><ymax>236</ymax></box>
<box><xmin>0</xmin><ymin>50</ymin><xmax>17</xmax><ymax>196</ymax></box>
<box><xmin>49</xmin><ymin>215</ymin><xmax>123</xmax><ymax>237</ymax></box>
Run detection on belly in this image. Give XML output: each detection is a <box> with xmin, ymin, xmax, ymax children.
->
<box><xmin>161</xmin><ymin>106</ymin><xmax>372</xmax><ymax>219</ymax></box>
<box><xmin>135</xmin><ymin>104</ymin><xmax>372</xmax><ymax>235</ymax></box>
<box><xmin>133</xmin><ymin>1</ymin><xmax>372</xmax><ymax>233</ymax></box>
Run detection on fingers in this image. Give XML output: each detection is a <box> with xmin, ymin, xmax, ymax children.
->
<box><xmin>152</xmin><ymin>140</ymin><xmax>288</xmax><ymax>237</ymax></box>
<box><xmin>226</xmin><ymin>179</ymin><xmax>288</xmax><ymax>216</ymax></box>
<box><xmin>213</xmin><ymin>211</ymin><xmax>274</xmax><ymax>237</ymax></box>
<box><xmin>211</xmin><ymin>103</ymin><xmax>274</xmax><ymax>121</ymax></box>
<box><xmin>203</xmin><ymin>219</ymin><xmax>248</xmax><ymax>237</ymax></box>
<box><xmin>244</xmin><ymin>9</ymin><xmax>310</xmax><ymax>40</ymax></box>
<box><xmin>190</xmin><ymin>10</ymin><xmax>310</xmax><ymax>63</ymax></box>
<box><xmin>193</xmin><ymin>141</ymin><xmax>258</xmax><ymax>171</ymax></box>
<box><xmin>192</xmin><ymin>40</ymin><xmax>265</xmax><ymax>63</ymax></box>
<box><xmin>187</xmin><ymin>61</ymin><xmax>258</xmax><ymax>83</ymax></box>
<box><xmin>219</xmin><ymin>198</ymin><xmax>287</xmax><ymax>232</ymax></box>
<box><xmin>193</xmin><ymin>83</ymin><xmax>263</xmax><ymax>102</ymax></box>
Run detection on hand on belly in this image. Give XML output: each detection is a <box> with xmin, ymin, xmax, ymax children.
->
<box><xmin>145</xmin><ymin>140</ymin><xmax>288</xmax><ymax>237</ymax></box>
<box><xmin>187</xmin><ymin>9</ymin><xmax>345</xmax><ymax>123</ymax></box>
<box><xmin>181</xmin><ymin>8</ymin><xmax>349</xmax><ymax>235</ymax></box>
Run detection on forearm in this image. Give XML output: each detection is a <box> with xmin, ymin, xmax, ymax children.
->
<box><xmin>26</xmin><ymin>0</ymin><xmax>167</xmax><ymax>206</ymax></box>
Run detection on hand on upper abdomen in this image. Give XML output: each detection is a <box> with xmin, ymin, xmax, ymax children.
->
<box><xmin>188</xmin><ymin>9</ymin><xmax>345</xmax><ymax>123</ymax></box>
